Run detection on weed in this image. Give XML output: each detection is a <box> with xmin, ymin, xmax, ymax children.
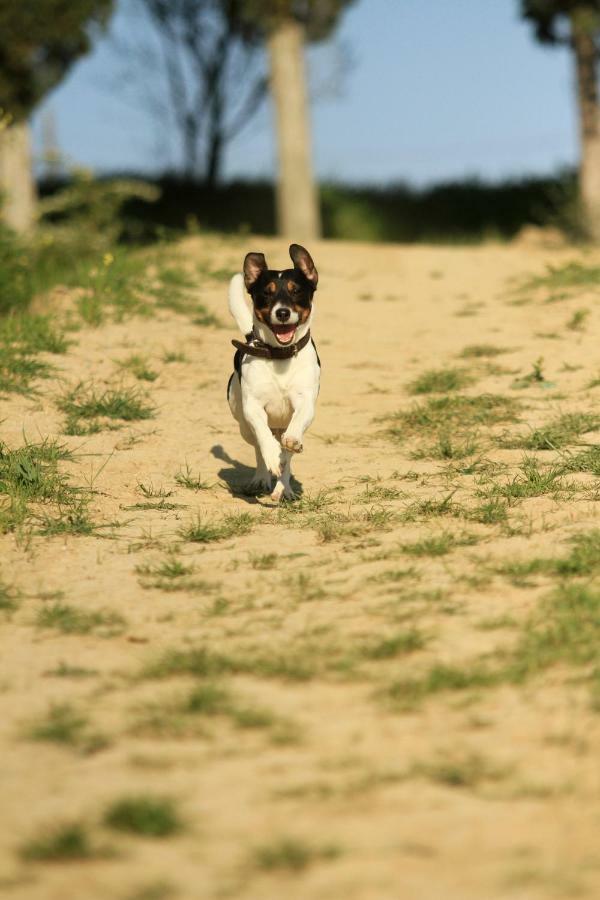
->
<box><xmin>411</xmin><ymin>431</ymin><xmax>478</xmax><ymax>461</ymax></box>
<box><xmin>401</xmin><ymin>532</ymin><xmax>478</xmax><ymax>557</ymax></box>
<box><xmin>45</xmin><ymin>663</ymin><xmax>98</xmax><ymax>678</ymax></box>
<box><xmin>519</xmin><ymin>261</ymin><xmax>600</xmax><ymax>293</ymax></box>
<box><xmin>116</xmin><ymin>354</ymin><xmax>159</xmax><ymax>382</ymax></box>
<box><xmin>386</xmin><ymin>663</ymin><xmax>497</xmax><ymax>709</ymax></box>
<box><xmin>560</xmin><ymin>446</ymin><xmax>600</xmax><ymax>476</ymax></box>
<box><xmin>162</xmin><ymin>350</ymin><xmax>187</xmax><ymax>364</ymax></box>
<box><xmin>253</xmin><ymin>837</ymin><xmax>340</xmax><ymax>872</ymax></box>
<box><xmin>26</xmin><ymin>703</ymin><xmax>88</xmax><ymax>745</ymax></box>
<box><xmin>459</xmin><ymin>344</ymin><xmax>509</xmax><ymax>358</ymax></box>
<box><xmin>58</xmin><ymin>383</ymin><xmax>155</xmax><ymax>434</ymax></box>
<box><xmin>0</xmin><ymin>579</ymin><xmax>19</xmax><ymax>612</ymax></box>
<box><xmin>511</xmin><ymin>357</ymin><xmax>546</xmax><ymax>389</ymax></box>
<box><xmin>501</xmin><ymin>412</ymin><xmax>600</xmax><ymax>450</ymax></box>
<box><xmin>408</xmin><ymin>367</ymin><xmax>473</xmax><ymax>394</ymax></box>
<box><xmin>174</xmin><ymin>464</ymin><xmax>211</xmax><ymax>491</ymax></box>
<box><xmin>0</xmin><ymin>438</ymin><xmax>82</xmax><ymax>533</ymax></box>
<box><xmin>361</xmin><ymin>628</ymin><xmax>427</xmax><ymax>660</ymax></box>
<box><xmin>412</xmin><ymin>751</ymin><xmax>509</xmax><ymax>789</ymax></box>
<box><xmin>482</xmin><ymin>456</ymin><xmax>572</xmax><ymax>502</ymax></box>
<box><xmin>567</xmin><ymin>309</ymin><xmax>590</xmax><ymax>331</ymax></box>
<box><xmin>103</xmin><ymin>796</ymin><xmax>182</xmax><ymax>837</ymax></box>
<box><xmin>179</xmin><ymin>512</ymin><xmax>253</xmax><ymax>543</ymax></box>
<box><xmin>383</xmin><ymin>394</ymin><xmax>519</xmax><ymax>441</ymax></box>
<box><xmin>0</xmin><ymin>315</ymin><xmax>70</xmax><ymax>394</ymax></box>
<box><xmin>20</xmin><ymin>823</ymin><xmax>96</xmax><ymax>862</ymax></box>
<box><xmin>137</xmin><ymin>482</ymin><xmax>173</xmax><ymax>499</ymax></box>
<box><xmin>249</xmin><ymin>552</ymin><xmax>278</xmax><ymax>570</ymax></box>
<box><xmin>142</xmin><ymin>644</ymin><xmax>314</xmax><ymax>683</ymax></box>
<box><xmin>36</xmin><ymin>602</ymin><xmax>126</xmax><ymax>636</ymax></box>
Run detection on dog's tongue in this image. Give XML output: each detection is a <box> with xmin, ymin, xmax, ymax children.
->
<box><xmin>272</xmin><ymin>324</ymin><xmax>296</xmax><ymax>344</ymax></box>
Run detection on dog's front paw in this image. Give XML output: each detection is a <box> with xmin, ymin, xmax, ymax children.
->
<box><xmin>270</xmin><ymin>483</ymin><xmax>296</xmax><ymax>503</ymax></box>
<box><xmin>262</xmin><ymin>444</ymin><xmax>283</xmax><ymax>477</ymax></box>
<box><xmin>281</xmin><ymin>432</ymin><xmax>303</xmax><ymax>453</ymax></box>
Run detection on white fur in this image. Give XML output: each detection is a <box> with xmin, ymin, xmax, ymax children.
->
<box><xmin>227</xmin><ymin>273</ymin><xmax>320</xmax><ymax>502</ymax></box>
<box><xmin>228</xmin><ymin>272</ymin><xmax>253</xmax><ymax>335</ymax></box>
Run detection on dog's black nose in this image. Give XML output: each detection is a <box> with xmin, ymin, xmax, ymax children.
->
<box><xmin>275</xmin><ymin>306</ymin><xmax>291</xmax><ymax>322</ymax></box>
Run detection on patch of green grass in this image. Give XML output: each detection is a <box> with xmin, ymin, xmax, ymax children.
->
<box><xmin>20</xmin><ymin>822</ymin><xmax>96</xmax><ymax>862</ymax></box>
<box><xmin>253</xmin><ymin>837</ymin><xmax>340</xmax><ymax>872</ymax></box>
<box><xmin>520</xmin><ymin>261</ymin><xmax>600</xmax><ymax>293</ymax></box>
<box><xmin>567</xmin><ymin>308</ymin><xmax>590</xmax><ymax>331</ymax></box>
<box><xmin>411</xmin><ymin>431</ymin><xmax>478</xmax><ymax>461</ymax></box>
<box><xmin>386</xmin><ymin>662</ymin><xmax>498</xmax><ymax>710</ymax></box>
<box><xmin>499</xmin><ymin>530</ymin><xmax>600</xmax><ymax>582</ymax></box>
<box><xmin>283</xmin><ymin>571</ymin><xmax>326</xmax><ymax>602</ymax></box>
<box><xmin>466</xmin><ymin>499</ymin><xmax>508</xmax><ymax>525</ymax></box>
<box><xmin>481</xmin><ymin>456</ymin><xmax>573</xmax><ymax>502</ymax></box>
<box><xmin>174</xmin><ymin>464</ymin><xmax>211</xmax><ymax>491</ymax></box>
<box><xmin>0</xmin><ymin>579</ymin><xmax>19</xmax><ymax>612</ymax></box>
<box><xmin>383</xmin><ymin>394</ymin><xmax>519</xmax><ymax>441</ymax></box>
<box><xmin>179</xmin><ymin>512</ymin><xmax>253</xmax><ymax>543</ymax></box>
<box><xmin>103</xmin><ymin>796</ymin><xmax>182</xmax><ymax>838</ymax></box>
<box><xmin>58</xmin><ymin>382</ymin><xmax>155</xmax><ymax>435</ymax></box>
<box><xmin>36</xmin><ymin>601</ymin><xmax>126</xmax><ymax>636</ymax></box>
<box><xmin>400</xmin><ymin>493</ymin><xmax>465</xmax><ymax>522</ymax></box>
<box><xmin>412</xmin><ymin>751</ymin><xmax>509</xmax><ymax>789</ymax></box>
<box><xmin>560</xmin><ymin>446</ymin><xmax>600</xmax><ymax>476</ymax></box>
<box><xmin>388</xmin><ymin>579</ymin><xmax>600</xmax><ymax>709</ymax></box>
<box><xmin>501</xmin><ymin>412</ymin><xmax>600</xmax><ymax>450</ymax></box>
<box><xmin>116</xmin><ymin>354</ymin><xmax>159</xmax><ymax>382</ymax></box>
<box><xmin>26</xmin><ymin>703</ymin><xmax>88</xmax><ymax>746</ymax></box>
<box><xmin>355</xmin><ymin>484</ymin><xmax>403</xmax><ymax>502</ymax></box>
<box><xmin>361</xmin><ymin>628</ymin><xmax>427</xmax><ymax>660</ymax></box>
<box><xmin>401</xmin><ymin>532</ymin><xmax>478</xmax><ymax>557</ymax></box>
<box><xmin>136</xmin><ymin>555</ymin><xmax>217</xmax><ymax>593</ymax></box>
<box><xmin>0</xmin><ymin>315</ymin><xmax>70</xmax><ymax>394</ymax></box>
<box><xmin>124</xmin><ymin>881</ymin><xmax>178</xmax><ymax>900</ymax></box>
<box><xmin>249</xmin><ymin>552</ymin><xmax>278</xmax><ymax>570</ymax></box>
<box><xmin>142</xmin><ymin>644</ymin><xmax>315</xmax><ymax>683</ymax></box>
<box><xmin>162</xmin><ymin>350</ymin><xmax>187</xmax><ymax>364</ymax></box>
<box><xmin>408</xmin><ymin>367</ymin><xmax>474</xmax><ymax>395</ymax></box>
<box><xmin>510</xmin><ymin>357</ymin><xmax>547</xmax><ymax>390</ymax></box>
<box><xmin>45</xmin><ymin>663</ymin><xmax>98</xmax><ymax>678</ymax></box>
<box><xmin>137</xmin><ymin>481</ymin><xmax>173</xmax><ymax>499</ymax></box>
<box><xmin>459</xmin><ymin>344</ymin><xmax>509</xmax><ymax>359</ymax></box>
<box><xmin>0</xmin><ymin>437</ymin><xmax>83</xmax><ymax>534</ymax></box>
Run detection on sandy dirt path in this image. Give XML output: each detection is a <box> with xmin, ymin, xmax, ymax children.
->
<box><xmin>2</xmin><ymin>235</ymin><xmax>600</xmax><ymax>900</ymax></box>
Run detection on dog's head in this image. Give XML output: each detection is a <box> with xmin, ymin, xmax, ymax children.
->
<box><xmin>243</xmin><ymin>243</ymin><xmax>318</xmax><ymax>346</ymax></box>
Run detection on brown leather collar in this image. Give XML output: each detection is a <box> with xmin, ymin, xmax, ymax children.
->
<box><xmin>232</xmin><ymin>329</ymin><xmax>312</xmax><ymax>360</ymax></box>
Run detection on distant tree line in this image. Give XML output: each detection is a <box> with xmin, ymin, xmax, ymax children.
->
<box><xmin>3</xmin><ymin>1</ymin><xmax>600</xmax><ymax>241</ymax></box>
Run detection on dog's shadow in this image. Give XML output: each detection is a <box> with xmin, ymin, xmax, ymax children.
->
<box><xmin>211</xmin><ymin>444</ymin><xmax>303</xmax><ymax>503</ymax></box>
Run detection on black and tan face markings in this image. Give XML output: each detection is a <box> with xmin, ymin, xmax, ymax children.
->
<box><xmin>242</xmin><ymin>245</ymin><xmax>318</xmax><ymax>332</ymax></box>
<box><xmin>249</xmin><ymin>270</ymin><xmax>314</xmax><ymax>326</ymax></box>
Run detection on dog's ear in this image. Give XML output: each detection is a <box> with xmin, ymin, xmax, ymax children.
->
<box><xmin>289</xmin><ymin>244</ymin><xmax>318</xmax><ymax>287</ymax></box>
<box><xmin>243</xmin><ymin>252</ymin><xmax>268</xmax><ymax>290</ymax></box>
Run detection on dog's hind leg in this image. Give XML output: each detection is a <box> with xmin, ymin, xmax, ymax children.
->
<box><xmin>270</xmin><ymin>450</ymin><xmax>294</xmax><ymax>503</ymax></box>
<box><xmin>248</xmin><ymin>444</ymin><xmax>273</xmax><ymax>495</ymax></box>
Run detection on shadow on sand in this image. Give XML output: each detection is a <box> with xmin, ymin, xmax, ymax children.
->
<box><xmin>211</xmin><ymin>444</ymin><xmax>303</xmax><ymax>502</ymax></box>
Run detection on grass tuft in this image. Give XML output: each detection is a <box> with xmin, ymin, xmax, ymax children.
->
<box><xmin>103</xmin><ymin>796</ymin><xmax>182</xmax><ymax>838</ymax></box>
<box><xmin>58</xmin><ymin>382</ymin><xmax>155</xmax><ymax>434</ymax></box>
<box><xmin>20</xmin><ymin>822</ymin><xmax>96</xmax><ymax>862</ymax></box>
<box><xmin>408</xmin><ymin>367</ymin><xmax>473</xmax><ymax>394</ymax></box>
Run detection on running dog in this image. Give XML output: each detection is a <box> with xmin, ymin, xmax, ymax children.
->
<box><xmin>227</xmin><ymin>244</ymin><xmax>320</xmax><ymax>502</ymax></box>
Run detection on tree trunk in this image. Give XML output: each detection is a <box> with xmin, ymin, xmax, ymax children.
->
<box><xmin>267</xmin><ymin>18</ymin><xmax>320</xmax><ymax>240</ymax></box>
<box><xmin>571</xmin><ymin>14</ymin><xmax>600</xmax><ymax>241</ymax></box>
<box><xmin>0</xmin><ymin>120</ymin><xmax>36</xmax><ymax>233</ymax></box>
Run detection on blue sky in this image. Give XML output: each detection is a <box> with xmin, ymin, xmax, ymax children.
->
<box><xmin>31</xmin><ymin>0</ymin><xmax>578</xmax><ymax>186</ymax></box>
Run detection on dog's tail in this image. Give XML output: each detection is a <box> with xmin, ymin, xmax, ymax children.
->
<box><xmin>228</xmin><ymin>273</ymin><xmax>253</xmax><ymax>337</ymax></box>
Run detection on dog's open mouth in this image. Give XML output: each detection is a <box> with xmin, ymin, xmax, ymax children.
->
<box><xmin>270</xmin><ymin>323</ymin><xmax>297</xmax><ymax>345</ymax></box>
